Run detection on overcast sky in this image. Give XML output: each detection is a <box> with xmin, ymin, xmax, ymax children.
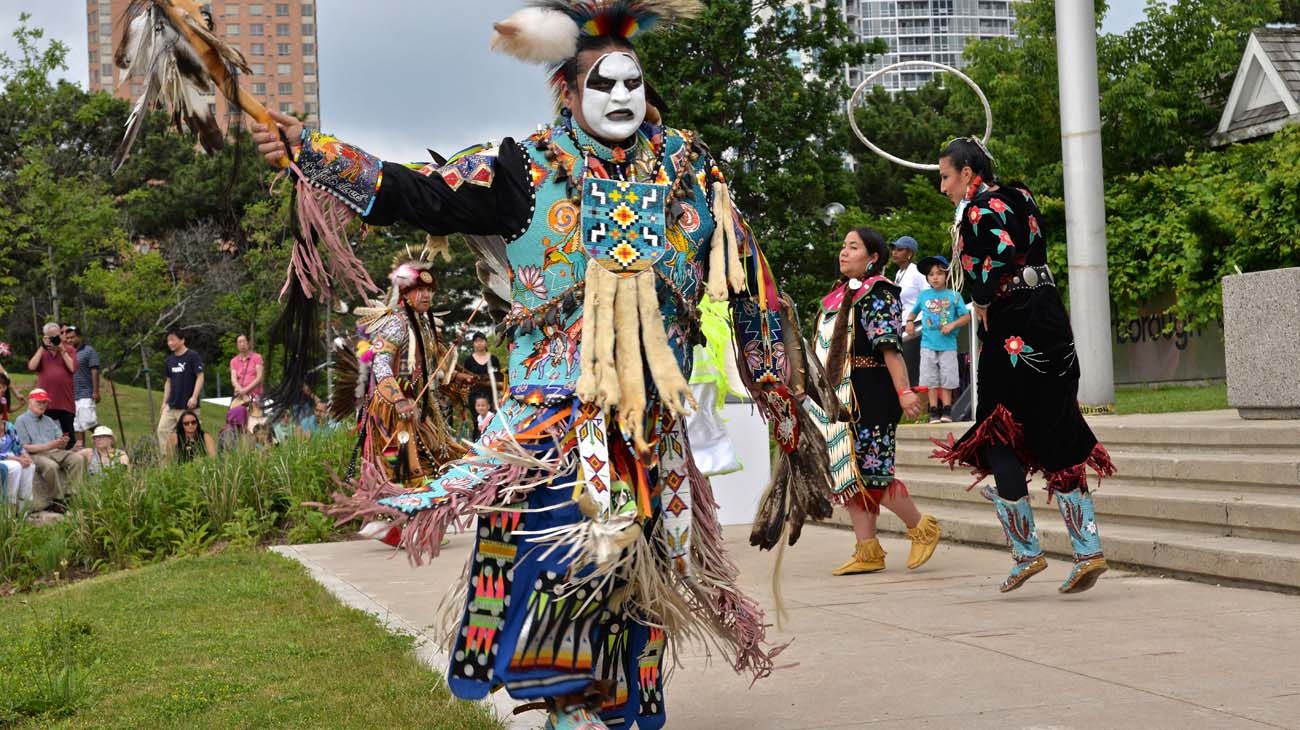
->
<box><xmin>2</xmin><ymin>0</ymin><xmax>1145</xmax><ymax>161</ymax></box>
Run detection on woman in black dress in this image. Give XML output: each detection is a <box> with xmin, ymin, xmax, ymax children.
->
<box><xmin>811</xmin><ymin>227</ymin><xmax>941</xmax><ymax>576</ymax></box>
<box><xmin>458</xmin><ymin>332</ymin><xmax>503</xmax><ymax>409</ymax></box>
<box><xmin>932</xmin><ymin>138</ymin><xmax>1115</xmax><ymax>594</ymax></box>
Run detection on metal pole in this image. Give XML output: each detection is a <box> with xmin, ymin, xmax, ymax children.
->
<box><xmin>1055</xmin><ymin>0</ymin><xmax>1115</xmax><ymax>410</ymax></box>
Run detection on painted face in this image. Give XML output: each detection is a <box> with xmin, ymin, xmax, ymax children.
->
<box><xmin>581</xmin><ymin>52</ymin><xmax>646</xmax><ymax>142</ymax></box>
<box><xmin>405</xmin><ymin>286</ymin><xmax>434</xmax><ymax>313</ymax></box>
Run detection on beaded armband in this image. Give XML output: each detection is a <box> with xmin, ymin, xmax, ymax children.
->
<box><xmin>294</xmin><ymin>129</ymin><xmax>384</xmax><ymax>216</ymax></box>
<box><xmin>375</xmin><ymin>377</ymin><xmax>405</xmax><ymax>406</ymax></box>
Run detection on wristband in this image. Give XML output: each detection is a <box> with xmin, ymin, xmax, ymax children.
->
<box><xmin>897</xmin><ymin>388</ymin><xmax>913</xmax><ymax>397</ymax></box>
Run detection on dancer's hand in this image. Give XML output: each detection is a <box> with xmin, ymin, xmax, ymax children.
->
<box><xmin>899</xmin><ymin>389</ymin><xmax>923</xmax><ymax>419</ymax></box>
<box><xmin>972</xmin><ymin>303</ymin><xmax>990</xmax><ymax>331</ymax></box>
<box><xmin>252</xmin><ymin>109</ymin><xmax>304</xmax><ymax>168</ymax></box>
<box><xmin>395</xmin><ymin>398</ymin><xmax>415</xmax><ymax>419</ymax></box>
<box><xmin>905</xmin><ymin>321</ymin><xmax>916</xmax><ymax>338</ymax></box>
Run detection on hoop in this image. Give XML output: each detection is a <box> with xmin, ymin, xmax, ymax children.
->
<box><xmin>847</xmin><ymin>61</ymin><xmax>993</xmax><ymax>172</ymax></box>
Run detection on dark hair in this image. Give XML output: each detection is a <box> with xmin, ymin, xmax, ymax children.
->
<box><xmin>560</xmin><ymin>37</ymin><xmax>636</xmax><ymax>91</ymax></box>
<box><xmin>849</xmin><ymin>227</ymin><xmax>889</xmax><ymax>279</ymax></box>
<box><xmin>0</xmin><ymin>372</ymin><xmax>9</xmax><ymax>386</ymax></box>
<box><xmin>471</xmin><ymin>332</ymin><xmax>487</xmax><ymax>342</ymax></box>
<box><xmin>174</xmin><ymin>410</ymin><xmax>206</xmax><ymax>463</ymax></box>
<box><xmin>940</xmin><ymin>137</ymin><xmax>996</xmax><ymax>183</ymax></box>
<box><xmin>166</xmin><ymin>328</ymin><xmax>185</xmax><ymax>342</ymax></box>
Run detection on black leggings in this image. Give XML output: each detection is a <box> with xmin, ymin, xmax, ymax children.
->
<box><xmin>984</xmin><ymin>445</ymin><xmax>1028</xmax><ymax>501</ymax></box>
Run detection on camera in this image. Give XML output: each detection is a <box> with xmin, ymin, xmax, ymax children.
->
<box><xmin>44</xmin><ymin>335</ymin><xmax>60</xmax><ymax>347</ymax></box>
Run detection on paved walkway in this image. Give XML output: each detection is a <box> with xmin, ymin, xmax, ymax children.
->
<box><xmin>275</xmin><ymin>525</ymin><xmax>1300</xmax><ymax>729</ymax></box>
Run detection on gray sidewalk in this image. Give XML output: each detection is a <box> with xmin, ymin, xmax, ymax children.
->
<box><xmin>276</xmin><ymin>525</ymin><xmax>1300</xmax><ymax>730</ymax></box>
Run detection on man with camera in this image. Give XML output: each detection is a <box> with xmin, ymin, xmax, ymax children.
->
<box><xmin>26</xmin><ymin>322</ymin><xmax>77</xmax><ymax>443</ymax></box>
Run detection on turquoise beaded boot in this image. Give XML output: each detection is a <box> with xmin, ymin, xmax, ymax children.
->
<box><xmin>1056</xmin><ymin>489</ymin><xmax>1108</xmax><ymax>594</ymax></box>
<box><xmin>981</xmin><ymin>486</ymin><xmax>1048</xmax><ymax>592</ymax></box>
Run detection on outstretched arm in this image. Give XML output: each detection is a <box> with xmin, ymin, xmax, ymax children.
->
<box><xmin>252</xmin><ymin>111</ymin><xmax>532</xmax><ymax>238</ymax></box>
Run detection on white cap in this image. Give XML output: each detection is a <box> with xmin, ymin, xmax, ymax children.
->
<box><xmin>91</xmin><ymin>425</ymin><xmax>114</xmax><ymax>438</ymax></box>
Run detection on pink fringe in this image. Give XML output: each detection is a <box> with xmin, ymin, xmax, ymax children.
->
<box><xmin>1043</xmin><ymin>443</ymin><xmax>1117</xmax><ymax>501</ymax></box>
<box><xmin>929</xmin><ymin>404</ymin><xmax>1031</xmax><ymax>489</ymax></box>
<box><xmin>684</xmin><ymin>444</ymin><xmax>789</xmax><ymax>683</ymax></box>
<box><xmin>283</xmin><ymin>166</ymin><xmax>380</xmax><ymax>300</ymax></box>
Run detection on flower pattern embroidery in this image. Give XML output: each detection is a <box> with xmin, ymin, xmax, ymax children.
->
<box><xmin>1004</xmin><ymin>335</ymin><xmax>1049</xmax><ymax>373</ymax></box>
<box><xmin>987</xmin><ymin>197</ymin><xmax>1010</xmax><ymax>223</ymax></box>
<box><xmin>515</xmin><ymin>265</ymin><xmax>548</xmax><ymax>301</ymax></box>
<box><xmin>1028</xmin><ymin>215</ymin><xmax>1041</xmax><ymax>240</ymax></box>
<box><xmin>854</xmin><ymin>423</ymin><xmax>896</xmax><ymax>482</ymax></box>
<box><xmin>968</xmin><ymin>205</ymin><xmax>982</xmax><ymax>233</ymax></box>
<box><xmin>993</xmin><ymin>228</ymin><xmax>1015</xmax><ymax>254</ymax></box>
<box><xmin>961</xmin><ymin>254</ymin><xmax>975</xmax><ymax>273</ymax></box>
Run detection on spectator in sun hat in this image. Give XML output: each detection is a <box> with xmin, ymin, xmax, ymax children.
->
<box><xmin>80</xmin><ymin>425</ymin><xmax>130</xmax><ymax>476</ymax></box>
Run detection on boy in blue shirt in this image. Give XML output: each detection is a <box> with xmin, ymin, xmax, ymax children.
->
<box><xmin>906</xmin><ymin>256</ymin><xmax>971</xmax><ymax>423</ymax></box>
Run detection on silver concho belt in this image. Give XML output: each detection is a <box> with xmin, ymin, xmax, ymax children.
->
<box><xmin>1001</xmin><ymin>264</ymin><xmax>1055</xmax><ymax>295</ymax></box>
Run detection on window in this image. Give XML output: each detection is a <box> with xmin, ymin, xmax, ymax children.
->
<box><xmin>277</xmin><ymin>43</ymin><xmax>291</xmax><ymax>56</ymax></box>
<box><xmin>278</xmin><ymin>82</ymin><xmax>293</xmax><ymax>95</ymax></box>
<box><xmin>89</xmin><ymin>32</ymin><xmax>99</xmax><ymax>45</ymax></box>
<box><xmin>249</xmin><ymin>4</ymin><xmax>264</xmax><ymax>15</ymax></box>
<box><xmin>101</xmin><ymin>22</ymin><xmax>112</xmax><ymax>37</ymax></box>
<box><xmin>277</xmin><ymin>63</ymin><xmax>292</xmax><ymax>75</ymax></box>
<box><xmin>251</xmin><ymin>43</ymin><xmax>265</xmax><ymax>56</ymax></box>
<box><xmin>251</xmin><ymin>62</ymin><xmax>266</xmax><ymax>74</ymax></box>
<box><xmin>226</xmin><ymin>23</ymin><xmax>240</xmax><ymax>35</ymax></box>
<box><xmin>276</xmin><ymin>4</ymin><xmax>290</xmax><ymax>16</ymax></box>
<box><xmin>302</xmin><ymin>42</ymin><xmax>314</xmax><ymax>55</ymax></box>
<box><xmin>301</xmin><ymin>3</ymin><xmax>314</xmax><ymax>16</ymax></box>
<box><xmin>250</xmin><ymin>23</ymin><xmax>264</xmax><ymax>35</ymax></box>
<box><xmin>303</xmin><ymin>82</ymin><xmax>316</xmax><ymax>94</ymax></box>
<box><xmin>303</xmin><ymin>63</ymin><xmax>316</xmax><ymax>75</ymax></box>
<box><xmin>131</xmin><ymin>83</ymin><xmax>143</xmax><ymax>96</ymax></box>
<box><xmin>304</xmin><ymin>101</ymin><xmax>317</xmax><ymax>114</ymax></box>
<box><xmin>101</xmin><ymin>63</ymin><xmax>112</xmax><ymax>77</ymax></box>
<box><xmin>224</xmin><ymin>3</ymin><xmax>240</xmax><ymax>16</ymax></box>
<box><xmin>252</xmin><ymin>82</ymin><xmax>267</xmax><ymax>95</ymax></box>
<box><xmin>279</xmin><ymin>102</ymin><xmax>292</xmax><ymax>113</ymax></box>
<box><xmin>301</xmin><ymin>23</ymin><xmax>314</xmax><ymax>36</ymax></box>
<box><xmin>276</xmin><ymin>23</ymin><xmax>289</xmax><ymax>36</ymax></box>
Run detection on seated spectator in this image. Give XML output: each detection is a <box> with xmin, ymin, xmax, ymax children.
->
<box><xmin>14</xmin><ymin>388</ymin><xmax>85</xmax><ymax>512</ymax></box>
<box><xmin>0</xmin><ymin>372</ymin><xmax>16</xmax><ymax>423</ymax></box>
<box><xmin>251</xmin><ymin>422</ymin><xmax>273</xmax><ymax>449</ymax></box>
<box><xmin>219</xmin><ymin>405</ymin><xmax>250</xmax><ymax>452</ymax></box>
<box><xmin>170</xmin><ymin>410</ymin><xmax>217</xmax><ymax>463</ymax></box>
<box><xmin>80</xmin><ymin>425</ymin><xmax>130</xmax><ymax>476</ymax></box>
<box><xmin>297</xmin><ymin>398</ymin><xmax>338</xmax><ymax>436</ymax></box>
<box><xmin>1</xmin><ymin>419</ymin><xmax>36</xmax><ymax>509</ymax></box>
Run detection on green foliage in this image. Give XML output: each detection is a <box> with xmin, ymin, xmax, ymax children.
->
<box><xmin>1105</xmin><ymin>126</ymin><xmax>1300</xmax><ymax>327</ymax></box>
<box><xmin>0</xmin><ymin>428</ymin><xmax>355</xmax><ymax>590</ymax></box>
<box><xmin>0</xmin><ymin>551</ymin><xmax>502</xmax><ymax>729</ymax></box>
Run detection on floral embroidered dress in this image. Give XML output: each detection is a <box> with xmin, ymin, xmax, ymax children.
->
<box><xmin>808</xmin><ymin>277</ymin><xmax>906</xmax><ymax>511</ymax></box>
<box><xmin>934</xmin><ymin>183</ymin><xmax>1114</xmax><ymax>493</ymax></box>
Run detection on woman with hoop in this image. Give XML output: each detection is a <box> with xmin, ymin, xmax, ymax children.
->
<box><xmin>809</xmin><ymin>227</ymin><xmax>942</xmax><ymax>576</ymax></box>
<box><xmin>932</xmin><ymin>138</ymin><xmax>1115</xmax><ymax>594</ymax></box>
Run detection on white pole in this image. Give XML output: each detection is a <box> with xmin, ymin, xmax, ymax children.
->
<box><xmin>1055</xmin><ymin>0</ymin><xmax>1115</xmax><ymax>410</ymax></box>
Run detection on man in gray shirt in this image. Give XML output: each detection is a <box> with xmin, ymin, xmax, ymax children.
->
<box><xmin>15</xmin><ymin>388</ymin><xmax>86</xmax><ymax>512</ymax></box>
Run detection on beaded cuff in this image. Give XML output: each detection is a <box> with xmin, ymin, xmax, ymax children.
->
<box><xmin>294</xmin><ymin>129</ymin><xmax>383</xmax><ymax>216</ymax></box>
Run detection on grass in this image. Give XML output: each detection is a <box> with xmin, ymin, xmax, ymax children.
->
<box><xmin>0</xmin><ymin>549</ymin><xmax>502</xmax><ymax>729</ymax></box>
<box><xmin>2</xmin><ymin>427</ymin><xmax>355</xmax><ymax>592</ymax></box>
<box><xmin>5</xmin><ymin>373</ymin><xmax>229</xmax><ymax>454</ymax></box>
<box><xmin>1114</xmin><ymin>382</ymin><xmax>1228</xmax><ymax>415</ymax></box>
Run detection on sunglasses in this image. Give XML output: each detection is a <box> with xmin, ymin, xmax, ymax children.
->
<box><xmin>182</xmin><ymin>420</ymin><xmax>199</xmax><ymax>426</ymax></box>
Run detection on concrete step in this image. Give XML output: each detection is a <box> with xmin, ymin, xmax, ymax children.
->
<box><xmin>899</xmin><ymin>414</ymin><xmax>1300</xmax><ymax>455</ymax></box>
<box><xmin>891</xmin><ymin>470</ymin><xmax>1300</xmax><ymax>543</ymax></box>
<box><xmin>893</xmin><ymin>441</ymin><xmax>1300</xmax><ymax>489</ymax></box>
<box><xmin>827</xmin><ymin>500</ymin><xmax>1300</xmax><ymax>590</ymax></box>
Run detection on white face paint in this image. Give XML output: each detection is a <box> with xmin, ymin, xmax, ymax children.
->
<box><xmin>580</xmin><ymin>52</ymin><xmax>647</xmax><ymax>143</ymax></box>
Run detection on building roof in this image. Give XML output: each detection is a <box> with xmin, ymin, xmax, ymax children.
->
<box><xmin>1213</xmin><ymin>27</ymin><xmax>1300</xmax><ymax>146</ymax></box>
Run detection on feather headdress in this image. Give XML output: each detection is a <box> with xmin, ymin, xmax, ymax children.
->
<box><xmin>490</xmin><ymin>1</ymin><xmax>703</xmax><ymax>66</ymax></box>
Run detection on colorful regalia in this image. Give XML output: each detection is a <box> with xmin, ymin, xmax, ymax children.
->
<box><xmin>330</xmin><ymin>258</ymin><xmax>466</xmax><ymax>492</ymax></box>
<box><xmin>932</xmin><ymin>171</ymin><xmax>1116</xmax><ymax>594</ymax></box>
<box><xmin>298</xmin><ymin>3</ymin><xmax>833</xmax><ymax>726</ymax></box>
<box><xmin>807</xmin><ymin>276</ymin><xmax>907</xmax><ymax>508</ymax></box>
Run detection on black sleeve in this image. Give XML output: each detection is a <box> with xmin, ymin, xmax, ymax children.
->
<box><xmin>363</xmin><ymin>141</ymin><xmax>534</xmax><ymax>238</ymax></box>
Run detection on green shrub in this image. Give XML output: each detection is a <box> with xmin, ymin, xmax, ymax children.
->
<box><xmin>1</xmin><ymin>428</ymin><xmax>356</xmax><ymax>591</ymax></box>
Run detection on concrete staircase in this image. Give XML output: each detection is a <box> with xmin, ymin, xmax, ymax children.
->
<box><xmin>846</xmin><ymin>410</ymin><xmax>1300</xmax><ymax>590</ymax></box>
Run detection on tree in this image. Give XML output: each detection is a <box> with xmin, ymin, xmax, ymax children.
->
<box><xmin>638</xmin><ymin>0</ymin><xmax>885</xmax><ymax>321</ymax></box>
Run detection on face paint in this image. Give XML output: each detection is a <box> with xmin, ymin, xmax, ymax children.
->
<box><xmin>581</xmin><ymin>51</ymin><xmax>646</xmax><ymax>143</ymax></box>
